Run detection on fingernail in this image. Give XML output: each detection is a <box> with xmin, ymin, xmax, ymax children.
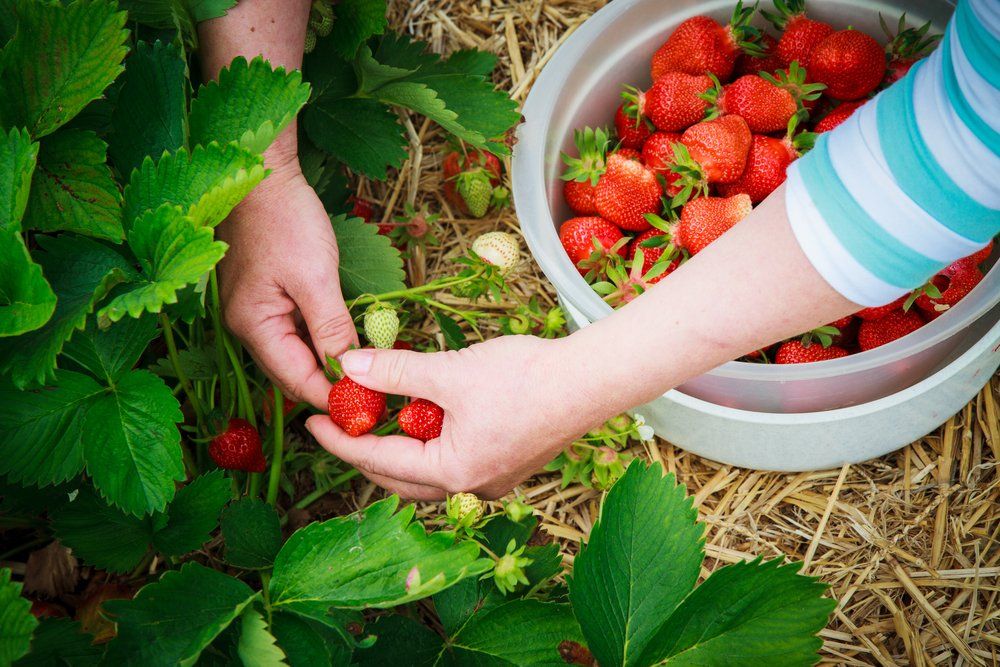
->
<box><xmin>341</xmin><ymin>349</ymin><xmax>374</xmax><ymax>376</ymax></box>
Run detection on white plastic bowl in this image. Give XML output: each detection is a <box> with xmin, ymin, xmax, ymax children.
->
<box><xmin>512</xmin><ymin>0</ymin><xmax>999</xmax><ymax>415</ymax></box>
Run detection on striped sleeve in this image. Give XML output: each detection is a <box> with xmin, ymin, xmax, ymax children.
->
<box><xmin>785</xmin><ymin>0</ymin><xmax>1000</xmax><ymax>307</ymax></box>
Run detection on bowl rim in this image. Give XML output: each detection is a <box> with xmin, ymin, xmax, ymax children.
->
<box><xmin>512</xmin><ymin>0</ymin><xmax>998</xmax><ymax>383</ymax></box>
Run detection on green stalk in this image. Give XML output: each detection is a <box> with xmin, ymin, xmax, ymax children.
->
<box><xmin>265</xmin><ymin>385</ymin><xmax>285</xmax><ymax>506</ymax></box>
<box><xmin>348</xmin><ymin>270</ymin><xmax>482</xmax><ymax>310</ymax></box>
<box><xmin>291</xmin><ymin>468</ymin><xmax>362</xmax><ymax>511</ymax></box>
<box><xmin>222</xmin><ymin>332</ymin><xmax>256</xmax><ymax>428</ymax></box>
<box><xmin>209</xmin><ymin>270</ymin><xmax>233</xmax><ymax>414</ymax></box>
<box><xmin>160</xmin><ymin>313</ymin><xmax>207</xmax><ymax>432</ymax></box>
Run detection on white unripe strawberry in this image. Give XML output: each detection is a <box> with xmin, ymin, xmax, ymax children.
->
<box><xmin>472</xmin><ymin>231</ymin><xmax>520</xmax><ymax>274</ymax></box>
<box><xmin>363</xmin><ymin>306</ymin><xmax>399</xmax><ymax>349</ymax></box>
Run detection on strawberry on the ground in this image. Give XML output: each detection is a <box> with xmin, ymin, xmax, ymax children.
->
<box><xmin>814</xmin><ymin>100</ymin><xmax>864</xmax><ymax>132</ymax></box>
<box><xmin>703</xmin><ymin>62</ymin><xmax>825</xmax><ymax>133</ymax></box>
<box><xmin>671</xmin><ymin>115</ymin><xmax>752</xmax><ymax>198</ymax></box>
<box><xmin>559</xmin><ymin>216</ymin><xmax>627</xmax><ymax>276</ymax></box>
<box><xmin>970</xmin><ymin>240</ymin><xmax>994</xmax><ymax>266</ymax></box>
<box><xmin>364</xmin><ymin>305</ymin><xmax>400</xmax><ymax>349</ymax></box>
<box><xmin>810</xmin><ymin>29</ymin><xmax>885</xmax><ymax>100</ymax></box>
<box><xmin>674</xmin><ymin>194</ymin><xmax>753</xmax><ymax>255</ymax></box>
<box><xmin>881</xmin><ymin>14</ymin><xmax>940</xmax><ymax>86</ymax></box>
<box><xmin>775</xmin><ymin>340</ymin><xmax>850</xmax><ymax>363</ymax></box>
<box><xmin>718</xmin><ymin>115</ymin><xmax>815</xmax><ymax>202</ymax></box>
<box><xmin>650</xmin><ymin>1</ymin><xmax>765</xmax><ymax>82</ymax></box>
<box><xmin>614</xmin><ymin>101</ymin><xmax>654</xmax><ymax>150</ymax></box>
<box><xmin>856</xmin><ymin>295</ymin><xmax>907</xmax><ymax>320</ymax></box>
<box><xmin>472</xmin><ymin>231</ymin><xmax>520</xmax><ymax>274</ymax></box>
<box><xmin>858</xmin><ymin>309</ymin><xmax>925</xmax><ymax>351</ymax></box>
<box><xmin>328</xmin><ymin>376</ymin><xmax>386</xmax><ymax>436</ymax></box>
<box><xmin>443</xmin><ymin>147</ymin><xmax>503</xmax><ymax>218</ymax></box>
<box><xmin>736</xmin><ymin>33</ymin><xmax>784</xmax><ymax>77</ymax></box>
<box><xmin>350</xmin><ymin>196</ymin><xmax>391</xmax><ymax>235</ymax></box>
<box><xmin>762</xmin><ymin>0</ymin><xmax>834</xmax><ymax>70</ymax></box>
<box><xmin>595</xmin><ymin>153</ymin><xmax>661</xmax><ymax>231</ymax></box>
<box><xmin>262</xmin><ymin>386</ymin><xmax>296</xmax><ymax>425</ymax></box>
<box><xmin>641</xmin><ymin>131</ymin><xmax>684</xmax><ymax>196</ymax></box>
<box><xmin>209</xmin><ymin>418</ymin><xmax>266</xmax><ymax>473</ymax></box>
<box><xmin>629</xmin><ymin>227</ymin><xmax>680</xmax><ymax>285</ymax></box>
<box><xmin>913</xmin><ymin>257</ymin><xmax>984</xmax><ymax>319</ymax></box>
<box><xmin>392</xmin><ymin>340</ymin><xmax>414</xmax><ymax>351</ymax></box>
<box><xmin>561</xmin><ymin>127</ymin><xmax>610</xmax><ymax>215</ymax></box>
<box><xmin>638</xmin><ymin>73</ymin><xmax>714</xmax><ymax>132</ymax></box>
<box><xmin>398</xmin><ymin>398</ymin><xmax>444</xmax><ymax>441</ymax></box>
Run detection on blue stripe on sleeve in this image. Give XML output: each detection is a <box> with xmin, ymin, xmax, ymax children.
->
<box><xmin>941</xmin><ymin>23</ymin><xmax>1000</xmax><ymax>151</ymax></box>
<box><xmin>797</xmin><ymin>134</ymin><xmax>941</xmax><ymax>289</ymax></box>
<box><xmin>876</xmin><ymin>60</ymin><xmax>1000</xmax><ymax>244</ymax></box>
<box><xmin>956</xmin><ymin>0</ymin><xmax>1000</xmax><ymax>90</ymax></box>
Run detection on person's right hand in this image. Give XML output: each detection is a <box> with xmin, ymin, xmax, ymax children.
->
<box><xmin>217</xmin><ymin>156</ymin><xmax>357</xmax><ymax>410</ymax></box>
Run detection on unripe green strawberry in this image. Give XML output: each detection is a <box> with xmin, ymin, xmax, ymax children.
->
<box><xmin>447</xmin><ymin>492</ymin><xmax>484</xmax><ymax>533</ymax></box>
<box><xmin>472</xmin><ymin>231</ymin><xmax>519</xmax><ymax>274</ymax></box>
<box><xmin>363</xmin><ymin>306</ymin><xmax>399</xmax><ymax>349</ymax></box>
<box><xmin>493</xmin><ymin>539</ymin><xmax>532</xmax><ymax>594</ymax></box>
<box><xmin>456</xmin><ymin>171</ymin><xmax>493</xmax><ymax>218</ymax></box>
<box><xmin>504</xmin><ymin>498</ymin><xmax>534</xmax><ymax>523</ymax></box>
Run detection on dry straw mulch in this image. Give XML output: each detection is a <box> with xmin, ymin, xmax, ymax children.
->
<box><xmin>341</xmin><ymin>2</ymin><xmax>1000</xmax><ymax>664</ymax></box>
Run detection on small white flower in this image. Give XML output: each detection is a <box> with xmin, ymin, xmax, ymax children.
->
<box><xmin>632</xmin><ymin>413</ymin><xmax>646</xmax><ymax>426</ymax></box>
<box><xmin>637</xmin><ymin>424</ymin><xmax>655</xmax><ymax>442</ymax></box>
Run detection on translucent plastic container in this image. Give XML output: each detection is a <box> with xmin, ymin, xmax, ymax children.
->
<box><xmin>512</xmin><ymin>0</ymin><xmax>999</xmax><ymax>414</ymax></box>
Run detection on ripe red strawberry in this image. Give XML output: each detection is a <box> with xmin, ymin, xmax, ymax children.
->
<box><xmin>856</xmin><ymin>295</ymin><xmax>907</xmax><ymax>320</ymax></box>
<box><xmin>674</xmin><ymin>194</ymin><xmax>753</xmax><ymax>255</ymax></box>
<box><xmin>970</xmin><ymin>240</ymin><xmax>994</xmax><ymax>266</ymax></box>
<box><xmin>826</xmin><ymin>315</ymin><xmax>858</xmax><ymax>347</ymax></box>
<box><xmin>398</xmin><ymin>398</ymin><xmax>444</xmax><ymax>441</ymax></box>
<box><xmin>810</xmin><ymin>29</ymin><xmax>885</xmax><ymax>100</ymax></box>
<box><xmin>650</xmin><ymin>2</ymin><xmax>765</xmax><ymax>82</ymax></box>
<box><xmin>775</xmin><ymin>340</ymin><xmax>850</xmax><ymax>363</ymax></box>
<box><xmin>629</xmin><ymin>228</ymin><xmax>680</xmax><ymax>285</ymax></box>
<box><xmin>814</xmin><ymin>100</ymin><xmax>864</xmax><ymax>132</ymax></box>
<box><xmin>615</xmin><ymin>147</ymin><xmax>643</xmax><ymax>162</ymax></box>
<box><xmin>262</xmin><ymin>386</ymin><xmax>296</xmax><ymax>425</ymax></box>
<box><xmin>718</xmin><ymin>116</ymin><xmax>815</xmax><ymax>202</ymax></box>
<box><xmin>209</xmin><ymin>418</ymin><xmax>266</xmax><ymax>473</ymax></box>
<box><xmin>392</xmin><ymin>340</ymin><xmax>414</xmax><ymax>351</ymax></box>
<box><xmin>614</xmin><ymin>101</ymin><xmax>654</xmax><ymax>150</ymax></box>
<box><xmin>642</xmin><ymin>73</ymin><xmax>714</xmax><ymax>132</ymax></box>
<box><xmin>595</xmin><ymin>153</ymin><xmax>661</xmax><ymax>231</ymax></box>
<box><xmin>704</xmin><ymin>63</ymin><xmax>825</xmax><ymax>134</ymax></box>
<box><xmin>641</xmin><ymin>131</ymin><xmax>684</xmax><ymax>196</ymax></box>
<box><xmin>443</xmin><ymin>148</ymin><xmax>502</xmax><ymax>218</ymax></box>
<box><xmin>350</xmin><ymin>196</ymin><xmax>390</xmax><ymax>235</ymax></box>
<box><xmin>673</xmin><ymin>115</ymin><xmax>752</xmax><ymax>193</ymax></box>
<box><xmin>735</xmin><ymin>33</ymin><xmax>784</xmax><ymax>77</ymax></box>
<box><xmin>763</xmin><ymin>0</ymin><xmax>834</xmax><ymax>70</ymax></box>
<box><xmin>559</xmin><ymin>216</ymin><xmax>627</xmax><ymax>275</ymax></box>
<box><xmin>881</xmin><ymin>14</ymin><xmax>940</xmax><ymax>86</ymax></box>
<box><xmin>328</xmin><ymin>376</ymin><xmax>386</xmax><ymax>437</ymax></box>
<box><xmin>561</xmin><ymin>127</ymin><xmax>610</xmax><ymax>216</ymax></box>
<box><xmin>857</xmin><ymin>309</ymin><xmax>925</xmax><ymax>351</ymax></box>
<box><xmin>914</xmin><ymin>257</ymin><xmax>984</xmax><ymax>319</ymax></box>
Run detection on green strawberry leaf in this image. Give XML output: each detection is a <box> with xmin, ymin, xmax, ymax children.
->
<box><xmin>0</xmin><ymin>235</ymin><xmax>134</xmax><ymax>389</ymax></box>
<box><xmin>221</xmin><ymin>497</ymin><xmax>283</xmax><ymax>569</ymax></box>
<box><xmin>117</xmin><ymin>0</ymin><xmax>237</xmax><ymax>46</ymax></box>
<box><xmin>0</xmin><ymin>370</ymin><xmax>103</xmax><ymax>488</ymax></box>
<box><xmin>122</xmin><ymin>143</ymin><xmax>266</xmax><ymax>230</ymax></box>
<box><xmin>152</xmin><ymin>469</ymin><xmax>231</xmax><ymax>557</ymax></box>
<box><xmin>12</xmin><ymin>618</ymin><xmax>103</xmax><ymax>667</ymax></box>
<box><xmin>190</xmin><ymin>56</ymin><xmax>311</xmax><ymax>154</ymax></box>
<box><xmin>636</xmin><ymin>559</ymin><xmax>835</xmax><ymax>666</ymax></box>
<box><xmin>0</xmin><ymin>128</ymin><xmax>38</xmax><ymax>232</ymax></box>
<box><xmin>109</xmin><ymin>40</ymin><xmax>188</xmax><ymax>179</ymax></box>
<box><xmin>0</xmin><ymin>0</ymin><xmax>128</xmax><ymax>138</ymax></box>
<box><xmin>0</xmin><ymin>230</ymin><xmax>56</xmax><ymax>337</ymax></box>
<box><xmin>434</xmin><ymin>311</ymin><xmax>467</xmax><ymax>350</ymax></box>
<box><xmin>569</xmin><ymin>461</ymin><xmax>705</xmax><ymax>667</ymax></box>
<box><xmin>150</xmin><ymin>342</ymin><xmax>217</xmax><ymax>381</ymax></box>
<box><xmin>328</xmin><ymin>0</ymin><xmax>388</xmax><ymax>60</ymax></box>
<box><xmin>83</xmin><ymin>369</ymin><xmax>185</xmax><ymax>516</ymax></box>
<box><xmin>0</xmin><ymin>568</ymin><xmax>37</xmax><ymax>665</ymax></box>
<box><xmin>303</xmin><ymin>97</ymin><xmax>407</xmax><ymax>181</ymax></box>
<box><xmin>51</xmin><ymin>485</ymin><xmax>154</xmax><ymax>573</ymax></box>
<box><xmin>99</xmin><ymin>205</ymin><xmax>228</xmax><ymax>324</ymax></box>
<box><xmin>330</xmin><ymin>214</ymin><xmax>405</xmax><ymax>299</ymax></box>
<box><xmin>270</xmin><ymin>612</ymin><xmax>344</xmax><ymax>667</ymax></box>
<box><xmin>236</xmin><ymin>606</ymin><xmax>288</xmax><ymax>667</ymax></box>
<box><xmin>103</xmin><ymin>562</ymin><xmax>258</xmax><ymax>667</ymax></box>
<box><xmin>269</xmin><ymin>496</ymin><xmax>492</xmax><ymax>611</ymax></box>
<box><xmin>23</xmin><ymin>129</ymin><xmax>123</xmax><ymax>241</ymax></box>
<box><xmin>61</xmin><ymin>314</ymin><xmax>158</xmax><ymax>385</ymax></box>
<box><xmin>353</xmin><ymin>615</ymin><xmax>440</xmax><ymax>666</ymax></box>
<box><xmin>353</xmin><ymin>45</ymin><xmax>418</xmax><ymax>92</ymax></box>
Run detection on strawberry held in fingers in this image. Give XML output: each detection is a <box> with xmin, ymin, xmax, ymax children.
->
<box><xmin>559</xmin><ymin>216</ymin><xmax>627</xmax><ymax>275</ymax></box>
<box><xmin>561</xmin><ymin>127</ymin><xmax>610</xmax><ymax>216</ymax></box>
<box><xmin>209</xmin><ymin>418</ymin><xmax>266</xmax><ymax>473</ymax></box>
<box><xmin>614</xmin><ymin>101</ymin><xmax>653</xmax><ymax>150</ymax></box>
<box><xmin>675</xmin><ymin>194</ymin><xmax>753</xmax><ymax>255</ymax></box>
<box><xmin>810</xmin><ymin>29</ymin><xmax>885</xmax><ymax>100</ymax></box>
<box><xmin>762</xmin><ymin>0</ymin><xmax>834</xmax><ymax>70</ymax></box>
<box><xmin>814</xmin><ymin>100</ymin><xmax>864</xmax><ymax>133</ymax></box>
<box><xmin>650</xmin><ymin>1</ymin><xmax>765</xmax><ymax>82</ymax></box>
<box><xmin>328</xmin><ymin>376</ymin><xmax>386</xmax><ymax>437</ymax></box>
<box><xmin>775</xmin><ymin>340</ymin><xmax>850</xmax><ymax>364</ymax></box>
<box><xmin>595</xmin><ymin>153</ymin><xmax>661</xmax><ymax>231</ymax></box>
<box><xmin>641</xmin><ymin>73</ymin><xmax>714</xmax><ymax>132</ymax></box>
<box><xmin>398</xmin><ymin>398</ymin><xmax>445</xmax><ymax>441</ymax></box>
<box><xmin>858</xmin><ymin>309</ymin><xmax>925</xmax><ymax>351</ymax></box>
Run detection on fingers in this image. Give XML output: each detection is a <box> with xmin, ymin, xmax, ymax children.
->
<box><xmin>295</xmin><ymin>274</ymin><xmax>359</xmax><ymax>365</ymax></box>
<box><xmin>361</xmin><ymin>471</ymin><xmax>448</xmax><ymax>501</ymax></box>
<box><xmin>240</xmin><ymin>315</ymin><xmax>333</xmax><ymax>409</ymax></box>
<box><xmin>340</xmin><ymin>347</ymin><xmax>444</xmax><ymax>398</ymax></box>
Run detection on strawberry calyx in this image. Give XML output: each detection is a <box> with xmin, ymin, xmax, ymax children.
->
<box><xmin>880</xmin><ymin>13</ymin><xmax>940</xmax><ymax>62</ymax></box>
<box><xmin>561</xmin><ymin>126</ymin><xmax>610</xmax><ymax>185</ymax></box>
<box><xmin>667</xmin><ymin>143</ymin><xmax>709</xmax><ymax>208</ymax></box>
<box><xmin>903</xmin><ymin>279</ymin><xmax>943</xmax><ymax>312</ymax></box>
<box><xmin>783</xmin><ymin>113</ymin><xmax>817</xmax><ymax>156</ymax></box>
<box><xmin>800</xmin><ymin>324</ymin><xmax>841</xmax><ymax>348</ymax></box>
<box><xmin>591</xmin><ymin>248</ymin><xmax>672</xmax><ymax>306</ymax></box>
<box><xmin>728</xmin><ymin>0</ymin><xmax>767</xmax><ymax>58</ymax></box>
<box><xmin>761</xmin><ymin>0</ymin><xmax>807</xmax><ymax>31</ymax></box>
<box><xmin>699</xmin><ymin>74</ymin><xmax>726</xmax><ymax>120</ymax></box>
<box><xmin>619</xmin><ymin>86</ymin><xmax>653</xmax><ymax>130</ymax></box>
<box><xmin>578</xmin><ymin>236</ymin><xmax>630</xmax><ymax>281</ymax></box>
<box><xmin>760</xmin><ymin>61</ymin><xmax>826</xmax><ymax>114</ymax></box>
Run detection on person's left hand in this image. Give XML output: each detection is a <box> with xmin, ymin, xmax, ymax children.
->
<box><xmin>305</xmin><ymin>335</ymin><xmax>611</xmax><ymax>500</ymax></box>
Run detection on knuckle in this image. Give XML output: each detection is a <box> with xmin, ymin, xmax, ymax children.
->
<box><xmin>311</xmin><ymin>312</ymin><xmax>355</xmax><ymax>343</ymax></box>
<box><xmin>378</xmin><ymin>352</ymin><xmax>409</xmax><ymax>390</ymax></box>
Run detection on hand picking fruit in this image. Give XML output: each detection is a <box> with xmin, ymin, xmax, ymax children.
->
<box><xmin>204</xmin><ymin>0</ymin><xmax>998</xmax><ymax>502</ymax></box>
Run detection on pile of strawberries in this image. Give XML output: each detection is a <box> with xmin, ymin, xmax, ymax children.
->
<box><xmin>557</xmin><ymin>0</ymin><xmax>994</xmax><ymax>363</ymax></box>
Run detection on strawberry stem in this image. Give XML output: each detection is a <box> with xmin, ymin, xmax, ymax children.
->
<box><xmin>161</xmin><ymin>312</ymin><xmax>208</xmax><ymax>435</ymax></box>
<box><xmin>266</xmin><ymin>384</ymin><xmax>285</xmax><ymax>507</ymax></box>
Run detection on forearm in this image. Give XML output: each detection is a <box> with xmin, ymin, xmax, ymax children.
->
<box><xmin>560</xmin><ymin>184</ymin><xmax>858</xmax><ymax>414</ymax></box>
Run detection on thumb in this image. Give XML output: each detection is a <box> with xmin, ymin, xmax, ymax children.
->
<box><xmin>341</xmin><ymin>348</ymin><xmax>440</xmax><ymax>398</ymax></box>
<box><xmin>296</xmin><ymin>286</ymin><xmax>359</xmax><ymax>363</ymax></box>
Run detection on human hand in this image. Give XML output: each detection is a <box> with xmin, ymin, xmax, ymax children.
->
<box><xmin>218</xmin><ymin>156</ymin><xmax>357</xmax><ymax>410</ymax></box>
<box><xmin>305</xmin><ymin>335</ymin><xmax>614</xmax><ymax>500</ymax></box>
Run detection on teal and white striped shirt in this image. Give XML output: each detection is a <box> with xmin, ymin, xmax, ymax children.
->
<box><xmin>786</xmin><ymin>0</ymin><xmax>999</xmax><ymax>307</ymax></box>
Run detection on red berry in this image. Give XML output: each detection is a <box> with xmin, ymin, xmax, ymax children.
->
<box><xmin>629</xmin><ymin>228</ymin><xmax>679</xmax><ymax>285</ymax></box>
<box><xmin>209</xmin><ymin>418</ymin><xmax>266</xmax><ymax>473</ymax></box>
<box><xmin>563</xmin><ymin>179</ymin><xmax>599</xmax><ymax>216</ymax></box>
<box><xmin>857</xmin><ymin>309</ymin><xmax>925</xmax><ymax>351</ymax></box>
<box><xmin>651</xmin><ymin>15</ymin><xmax>744</xmax><ymax>82</ymax></box>
<box><xmin>735</xmin><ymin>33</ymin><xmax>784</xmax><ymax>77</ymax></box>
<box><xmin>814</xmin><ymin>100</ymin><xmax>864</xmax><ymax>133</ymax></box>
<box><xmin>641</xmin><ymin>131</ymin><xmax>683</xmax><ymax>196</ymax></box>
<box><xmin>595</xmin><ymin>154</ymin><xmax>661</xmax><ymax>232</ymax></box>
<box><xmin>773</xmin><ymin>15</ymin><xmax>834</xmax><ymax>70</ymax></box>
<box><xmin>398</xmin><ymin>398</ymin><xmax>444</xmax><ymax>441</ymax></box>
<box><xmin>717</xmin><ymin>134</ymin><xmax>795</xmax><ymax>203</ymax></box>
<box><xmin>970</xmin><ymin>240</ymin><xmax>994</xmax><ymax>266</ymax></box>
<box><xmin>915</xmin><ymin>257</ymin><xmax>984</xmax><ymax>319</ymax></box>
<box><xmin>680</xmin><ymin>115</ymin><xmax>752</xmax><ymax>185</ymax></box>
<box><xmin>810</xmin><ymin>29</ymin><xmax>885</xmax><ymax>101</ymax></box>
<box><xmin>559</xmin><ymin>216</ymin><xmax>626</xmax><ymax>275</ymax></box>
<box><xmin>614</xmin><ymin>103</ymin><xmax>653</xmax><ymax>150</ymax></box>
<box><xmin>855</xmin><ymin>296</ymin><xmax>907</xmax><ymax>320</ymax></box>
<box><xmin>328</xmin><ymin>376</ymin><xmax>386</xmax><ymax>437</ymax></box>
<box><xmin>775</xmin><ymin>340</ymin><xmax>850</xmax><ymax>364</ymax></box>
<box><xmin>674</xmin><ymin>194</ymin><xmax>753</xmax><ymax>255</ymax></box>
<box><xmin>644</xmin><ymin>73</ymin><xmax>714</xmax><ymax>132</ymax></box>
